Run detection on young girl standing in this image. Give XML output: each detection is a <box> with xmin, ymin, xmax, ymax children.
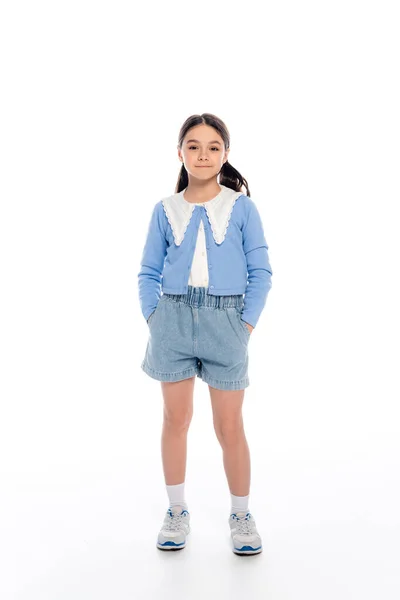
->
<box><xmin>138</xmin><ymin>113</ymin><xmax>273</xmax><ymax>555</ymax></box>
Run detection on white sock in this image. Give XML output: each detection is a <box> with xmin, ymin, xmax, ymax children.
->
<box><xmin>166</xmin><ymin>482</ymin><xmax>188</xmax><ymax>509</ymax></box>
<box><xmin>230</xmin><ymin>493</ymin><xmax>249</xmax><ymax>514</ymax></box>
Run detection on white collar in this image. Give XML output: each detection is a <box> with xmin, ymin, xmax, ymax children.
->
<box><xmin>161</xmin><ymin>184</ymin><xmax>244</xmax><ymax>246</ymax></box>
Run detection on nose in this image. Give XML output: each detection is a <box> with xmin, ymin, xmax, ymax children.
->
<box><xmin>198</xmin><ymin>150</ymin><xmax>210</xmax><ymax>161</ymax></box>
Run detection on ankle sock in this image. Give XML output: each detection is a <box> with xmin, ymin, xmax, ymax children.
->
<box><xmin>230</xmin><ymin>493</ymin><xmax>249</xmax><ymax>514</ymax></box>
<box><xmin>166</xmin><ymin>482</ymin><xmax>188</xmax><ymax>510</ymax></box>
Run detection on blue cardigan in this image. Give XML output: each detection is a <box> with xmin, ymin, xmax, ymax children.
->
<box><xmin>138</xmin><ymin>193</ymin><xmax>273</xmax><ymax>328</ymax></box>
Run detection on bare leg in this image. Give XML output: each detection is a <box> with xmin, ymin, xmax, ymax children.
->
<box><xmin>208</xmin><ymin>386</ymin><xmax>250</xmax><ymax>496</ymax></box>
<box><xmin>161</xmin><ymin>376</ymin><xmax>195</xmax><ymax>485</ymax></box>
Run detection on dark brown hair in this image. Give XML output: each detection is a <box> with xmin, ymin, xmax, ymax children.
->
<box><xmin>175</xmin><ymin>113</ymin><xmax>251</xmax><ymax>197</ymax></box>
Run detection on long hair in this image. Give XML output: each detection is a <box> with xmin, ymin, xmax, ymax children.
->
<box><xmin>175</xmin><ymin>113</ymin><xmax>251</xmax><ymax>197</ymax></box>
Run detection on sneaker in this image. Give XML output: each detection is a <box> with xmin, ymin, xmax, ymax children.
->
<box><xmin>156</xmin><ymin>505</ymin><xmax>191</xmax><ymax>551</ymax></box>
<box><xmin>229</xmin><ymin>511</ymin><xmax>263</xmax><ymax>555</ymax></box>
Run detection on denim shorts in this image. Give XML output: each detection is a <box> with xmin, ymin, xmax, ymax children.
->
<box><xmin>141</xmin><ymin>285</ymin><xmax>251</xmax><ymax>390</ymax></box>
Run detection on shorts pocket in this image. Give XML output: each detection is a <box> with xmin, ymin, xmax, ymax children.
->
<box><xmin>147</xmin><ymin>301</ymin><xmax>160</xmax><ymax>326</ymax></box>
<box><xmin>236</xmin><ymin>310</ymin><xmax>251</xmax><ymax>339</ymax></box>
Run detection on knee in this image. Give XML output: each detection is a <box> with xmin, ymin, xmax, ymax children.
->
<box><xmin>163</xmin><ymin>410</ymin><xmax>193</xmax><ymax>432</ymax></box>
<box><xmin>214</xmin><ymin>419</ymin><xmax>244</xmax><ymax>446</ymax></box>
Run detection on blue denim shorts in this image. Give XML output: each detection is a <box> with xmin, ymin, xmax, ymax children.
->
<box><xmin>141</xmin><ymin>285</ymin><xmax>251</xmax><ymax>390</ymax></box>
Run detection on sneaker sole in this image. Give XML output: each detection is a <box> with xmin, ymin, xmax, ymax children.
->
<box><xmin>156</xmin><ymin>541</ymin><xmax>187</xmax><ymax>551</ymax></box>
<box><xmin>233</xmin><ymin>545</ymin><xmax>263</xmax><ymax>555</ymax></box>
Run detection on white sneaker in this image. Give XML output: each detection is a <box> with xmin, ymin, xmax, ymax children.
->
<box><xmin>229</xmin><ymin>511</ymin><xmax>263</xmax><ymax>555</ymax></box>
<box><xmin>156</xmin><ymin>505</ymin><xmax>191</xmax><ymax>551</ymax></box>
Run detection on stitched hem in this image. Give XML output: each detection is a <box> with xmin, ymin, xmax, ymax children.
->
<box><xmin>141</xmin><ymin>360</ymin><xmax>249</xmax><ymax>390</ymax></box>
<box><xmin>162</xmin><ymin>286</ymin><xmax>246</xmax><ymax>295</ymax></box>
<box><xmin>198</xmin><ymin>364</ymin><xmax>250</xmax><ymax>390</ymax></box>
<box><xmin>141</xmin><ymin>361</ymin><xmax>199</xmax><ymax>382</ymax></box>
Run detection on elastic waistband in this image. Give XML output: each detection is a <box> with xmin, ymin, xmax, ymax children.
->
<box><xmin>163</xmin><ymin>285</ymin><xmax>244</xmax><ymax>309</ymax></box>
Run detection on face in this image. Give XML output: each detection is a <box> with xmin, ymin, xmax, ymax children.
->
<box><xmin>177</xmin><ymin>124</ymin><xmax>229</xmax><ymax>181</ymax></box>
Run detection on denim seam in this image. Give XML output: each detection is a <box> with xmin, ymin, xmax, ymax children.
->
<box><xmin>141</xmin><ymin>361</ymin><xmax>197</xmax><ymax>379</ymax></box>
<box><xmin>200</xmin><ymin>362</ymin><xmax>249</xmax><ymax>387</ymax></box>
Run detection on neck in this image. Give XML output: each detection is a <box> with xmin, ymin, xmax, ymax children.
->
<box><xmin>183</xmin><ymin>181</ymin><xmax>222</xmax><ymax>203</ymax></box>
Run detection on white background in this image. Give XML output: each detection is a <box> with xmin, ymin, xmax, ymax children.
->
<box><xmin>1</xmin><ymin>1</ymin><xmax>399</xmax><ymax>598</ymax></box>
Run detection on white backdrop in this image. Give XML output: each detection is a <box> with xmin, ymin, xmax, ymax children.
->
<box><xmin>1</xmin><ymin>1</ymin><xmax>399</xmax><ymax>598</ymax></box>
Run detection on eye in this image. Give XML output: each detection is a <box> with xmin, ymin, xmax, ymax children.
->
<box><xmin>188</xmin><ymin>146</ymin><xmax>219</xmax><ymax>151</ymax></box>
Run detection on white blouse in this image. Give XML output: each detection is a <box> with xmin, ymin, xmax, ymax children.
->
<box><xmin>161</xmin><ymin>184</ymin><xmax>244</xmax><ymax>288</ymax></box>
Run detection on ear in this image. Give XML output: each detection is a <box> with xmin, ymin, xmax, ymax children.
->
<box><xmin>224</xmin><ymin>148</ymin><xmax>230</xmax><ymax>163</ymax></box>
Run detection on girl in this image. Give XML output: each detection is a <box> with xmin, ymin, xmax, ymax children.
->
<box><xmin>138</xmin><ymin>113</ymin><xmax>273</xmax><ymax>555</ymax></box>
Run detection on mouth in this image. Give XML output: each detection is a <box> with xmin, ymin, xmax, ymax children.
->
<box><xmin>196</xmin><ymin>166</ymin><xmax>212</xmax><ymax>168</ymax></box>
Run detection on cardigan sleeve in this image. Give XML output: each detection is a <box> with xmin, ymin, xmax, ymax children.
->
<box><xmin>138</xmin><ymin>201</ymin><xmax>168</xmax><ymax>322</ymax></box>
<box><xmin>241</xmin><ymin>198</ymin><xmax>273</xmax><ymax>328</ymax></box>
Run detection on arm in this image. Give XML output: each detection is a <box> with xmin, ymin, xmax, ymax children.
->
<box><xmin>241</xmin><ymin>198</ymin><xmax>273</xmax><ymax>329</ymax></box>
<box><xmin>138</xmin><ymin>202</ymin><xmax>168</xmax><ymax>322</ymax></box>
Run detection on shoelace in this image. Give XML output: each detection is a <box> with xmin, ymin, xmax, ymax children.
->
<box><xmin>235</xmin><ymin>515</ymin><xmax>253</xmax><ymax>535</ymax></box>
<box><xmin>164</xmin><ymin>511</ymin><xmax>184</xmax><ymax>532</ymax></box>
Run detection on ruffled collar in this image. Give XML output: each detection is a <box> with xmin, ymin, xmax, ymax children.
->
<box><xmin>161</xmin><ymin>184</ymin><xmax>244</xmax><ymax>246</ymax></box>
